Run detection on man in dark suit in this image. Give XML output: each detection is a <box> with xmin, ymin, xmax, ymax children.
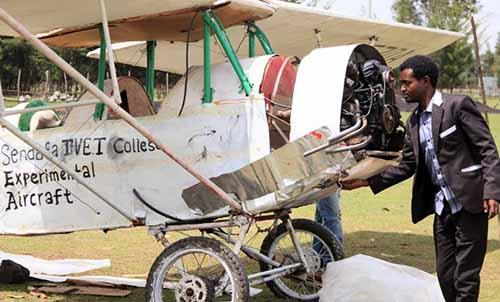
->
<box><xmin>343</xmin><ymin>55</ymin><xmax>500</xmax><ymax>302</ymax></box>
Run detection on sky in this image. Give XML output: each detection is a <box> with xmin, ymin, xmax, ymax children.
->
<box><xmin>315</xmin><ymin>0</ymin><xmax>499</xmax><ymax>53</ymax></box>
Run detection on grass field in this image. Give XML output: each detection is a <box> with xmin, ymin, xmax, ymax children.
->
<box><xmin>1</xmin><ymin>100</ymin><xmax>499</xmax><ymax>301</ymax></box>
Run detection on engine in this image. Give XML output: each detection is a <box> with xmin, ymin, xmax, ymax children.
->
<box><xmin>341</xmin><ymin>53</ymin><xmax>405</xmax><ymax>154</ymax></box>
<box><xmin>263</xmin><ymin>44</ymin><xmax>405</xmax><ymax>156</ymax></box>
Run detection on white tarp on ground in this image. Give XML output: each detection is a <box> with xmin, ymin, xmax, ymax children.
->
<box><xmin>32</xmin><ymin>274</ymin><xmax>146</xmax><ymax>287</ymax></box>
<box><xmin>32</xmin><ymin>274</ymin><xmax>263</xmax><ymax>296</ymax></box>
<box><xmin>320</xmin><ymin>254</ymin><xmax>444</xmax><ymax>302</ymax></box>
<box><xmin>0</xmin><ymin>251</ymin><xmax>110</xmax><ymax>276</ymax></box>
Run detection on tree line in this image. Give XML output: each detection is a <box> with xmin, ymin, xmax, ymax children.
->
<box><xmin>0</xmin><ymin>37</ymin><xmax>168</xmax><ymax>98</ymax></box>
<box><xmin>392</xmin><ymin>0</ymin><xmax>500</xmax><ymax>91</ymax></box>
<box><xmin>288</xmin><ymin>0</ymin><xmax>500</xmax><ymax>92</ymax></box>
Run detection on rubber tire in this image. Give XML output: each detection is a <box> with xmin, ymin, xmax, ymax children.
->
<box><xmin>146</xmin><ymin>236</ymin><xmax>249</xmax><ymax>302</ymax></box>
<box><xmin>259</xmin><ymin>218</ymin><xmax>344</xmax><ymax>301</ymax></box>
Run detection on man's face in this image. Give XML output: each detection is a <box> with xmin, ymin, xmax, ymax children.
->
<box><xmin>399</xmin><ymin>68</ymin><xmax>427</xmax><ymax>104</ymax></box>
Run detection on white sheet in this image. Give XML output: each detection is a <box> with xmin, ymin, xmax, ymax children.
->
<box><xmin>320</xmin><ymin>254</ymin><xmax>444</xmax><ymax>302</ymax></box>
<box><xmin>0</xmin><ymin>251</ymin><xmax>109</xmax><ymax>276</ymax></box>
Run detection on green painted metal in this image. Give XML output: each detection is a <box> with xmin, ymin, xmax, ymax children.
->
<box><xmin>249</xmin><ymin>22</ymin><xmax>274</xmax><ymax>55</ymax></box>
<box><xmin>94</xmin><ymin>25</ymin><xmax>106</xmax><ymax>120</ymax></box>
<box><xmin>203</xmin><ymin>20</ymin><xmax>213</xmax><ymax>104</ymax></box>
<box><xmin>146</xmin><ymin>40</ymin><xmax>156</xmax><ymax>101</ymax></box>
<box><xmin>248</xmin><ymin>23</ymin><xmax>256</xmax><ymax>58</ymax></box>
<box><xmin>202</xmin><ymin>11</ymin><xmax>252</xmax><ymax>96</ymax></box>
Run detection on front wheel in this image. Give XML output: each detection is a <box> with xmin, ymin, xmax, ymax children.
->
<box><xmin>146</xmin><ymin>236</ymin><xmax>249</xmax><ymax>302</ymax></box>
<box><xmin>259</xmin><ymin>218</ymin><xmax>344</xmax><ymax>301</ymax></box>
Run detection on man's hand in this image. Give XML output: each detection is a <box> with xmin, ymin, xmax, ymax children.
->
<box><xmin>341</xmin><ymin>179</ymin><xmax>369</xmax><ymax>190</ymax></box>
<box><xmin>483</xmin><ymin>199</ymin><xmax>499</xmax><ymax>219</ymax></box>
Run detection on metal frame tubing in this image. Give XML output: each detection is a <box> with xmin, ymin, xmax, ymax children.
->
<box><xmin>249</xmin><ymin>263</ymin><xmax>302</xmax><ymax>285</ymax></box>
<box><xmin>211</xmin><ymin>230</ymin><xmax>281</xmax><ymax>267</ymax></box>
<box><xmin>248</xmin><ymin>22</ymin><xmax>274</xmax><ymax>55</ymax></box>
<box><xmin>203</xmin><ymin>20</ymin><xmax>213</xmax><ymax>103</ymax></box>
<box><xmin>248</xmin><ymin>24</ymin><xmax>256</xmax><ymax>58</ymax></box>
<box><xmin>93</xmin><ymin>25</ymin><xmax>107</xmax><ymax>120</ymax></box>
<box><xmin>4</xmin><ymin>99</ymin><xmax>101</xmax><ymax>116</ymax></box>
<box><xmin>202</xmin><ymin>10</ymin><xmax>252</xmax><ymax>96</ymax></box>
<box><xmin>99</xmin><ymin>0</ymin><xmax>121</xmax><ymax>106</ymax></box>
<box><xmin>0</xmin><ymin>6</ymin><xmax>244</xmax><ymax>214</ymax></box>
<box><xmin>0</xmin><ymin>82</ymin><xmax>5</xmax><ymax>114</ymax></box>
<box><xmin>285</xmin><ymin>218</ymin><xmax>311</xmax><ymax>273</ymax></box>
<box><xmin>146</xmin><ymin>40</ymin><xmax>156</xmax><ymax>101</ymax></box>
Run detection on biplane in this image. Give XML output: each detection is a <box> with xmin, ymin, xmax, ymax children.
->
<box><xmin>0</xmin><ymin>1</ymin><xmax>462</xmax><ymax>301</ymax></box>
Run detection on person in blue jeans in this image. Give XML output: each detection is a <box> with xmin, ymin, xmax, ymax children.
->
<box><xmin>315</xmin><ymin>191</ymin><xmax>343</xmax><ymax>244</ymax></box>
<box><xmin>312</xmin><ymin>191</ymin><xmax>343</xmax><ymax>265</ymax></box>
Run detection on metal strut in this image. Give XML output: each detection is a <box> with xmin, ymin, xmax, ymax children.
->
<box><xmin>202</xmin><ymin>10</ymin><xmax>253</xmax><ymax>96</ymax></box>
<box><xmin>247</xmin><ymin>21</ymin><xmax>275</xmax><ymax>55</ymax></box>
<box><xmin>146</xmin><ymin>40</ymin><xmax>156</xmax><ymax>101</ymax></box>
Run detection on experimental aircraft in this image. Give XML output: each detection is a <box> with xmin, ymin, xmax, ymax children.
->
<box><xmin>0</xmin><ymin>1</ymin><xmax>462</xmax><ymax>301</ymax></box>
<box><xmin>0</xmin><ymin>0</ymin><xmax>462</xmax><ymax>235</ymax></box>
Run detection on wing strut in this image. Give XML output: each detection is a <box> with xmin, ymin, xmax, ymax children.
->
<box><xmin>202</xmin><ymin>10</ymin><xmax>253</xmax><ymax>97</ymax></box>
<box><xmin>247</xmin><ymin>21</ymin><xmax>274</xmax><ymax>56</ymax></box>
<box><xmin>98</xmin><ymin>0</ymin><xmax>122</xmax><ymax>106</ymax></box>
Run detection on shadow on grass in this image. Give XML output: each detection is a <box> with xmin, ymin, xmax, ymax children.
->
<box><xmin>344</xmin><ymin>231</ymin><xmax>500</xmax><ymax>274</ymax></box>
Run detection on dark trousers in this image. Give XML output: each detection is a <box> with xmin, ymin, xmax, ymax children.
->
<box><xmin>434</xmin><ymin>205</ymin><xmax>488</xmax><ymax>302</ymax></box>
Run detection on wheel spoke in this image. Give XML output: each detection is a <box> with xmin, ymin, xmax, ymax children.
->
<box><xmin>261</xmin><ymin>220</ymin><xmax>342</xmax><ymax>300</ymax></box>
<box><xmin>146</xmin><ymin>237</ymin><xmax>248</xmax><ymax>302</ymax></box>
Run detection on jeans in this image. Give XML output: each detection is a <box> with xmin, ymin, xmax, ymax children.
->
<box><xmin>315</xmin><ymin>191</ymin><xmax>343</xmax><ymax>243</ymax></box>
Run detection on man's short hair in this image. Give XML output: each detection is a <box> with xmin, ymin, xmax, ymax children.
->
<box><xmin>399</xmin><ymin>55</ymin><xmax>439</xmax><ymax>88</ymax></box>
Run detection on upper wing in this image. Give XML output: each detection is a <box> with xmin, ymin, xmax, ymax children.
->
<box><xmin>0</xmin><ymin>0</ymin><xmax>274</xmax><ymax>46</ymax></box>
<box><xmin>0</xmin><ymin>0</ymin><xmax>216</xmax><ymax>37</ymax></box>
<box><xmin>1</xmin><ymin>0</ymin><xmax>462</xmax><ymax>70</ymax></box>
<box><xmin>252</xmin><ymin>0</ymin><xmax>463</xmax><ymax>67</ymax></box>
<box><xmin>87</xmin><ymin>1</ymin><xmax>463</xmax><ymax>72</ymax></box>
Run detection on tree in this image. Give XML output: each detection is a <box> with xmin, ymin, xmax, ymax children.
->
<box><xmin>391</xmin><ymin>0</ymin><xmax>477</xmax><ymax>92</ymax></box>
<box><xmin>481</xmin><ymin>49</ymin><xmax>495</xmax><ymax>76</ymax></box>
<box><xmin>391</xmin><ymin>0</ymin><xmax>422</xmax><ymax>25</ymax></box>
<box><xmin>495</xmin><ymin>32</ymin><xmax>500</xmax><ymax>86</ymax></box>
<box><xmin>0</xmin><ymin>36</ymin><xmax>156</xmax><ymax>97</ymax></box>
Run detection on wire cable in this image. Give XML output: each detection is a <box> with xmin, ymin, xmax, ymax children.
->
<box><xmin>132</xmin><ymin>188</ymin><xmax>216</xmax><ymax>225</ymax></box>
<box><xmin>178</xmin><ymin>11</ymin><xmax>199</xmax><ymax>117</ymax></box>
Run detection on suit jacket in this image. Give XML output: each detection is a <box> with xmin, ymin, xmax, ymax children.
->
<box><xmin>369</xmin><ymin>94</ymin><xmax>500</xmax><ymax>223</ymax></box>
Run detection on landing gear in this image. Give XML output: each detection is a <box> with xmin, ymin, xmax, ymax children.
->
<box><xmin>146</xmin><ymin>237</ymin><xmax>249</xmax><ymax>302</ymax></box>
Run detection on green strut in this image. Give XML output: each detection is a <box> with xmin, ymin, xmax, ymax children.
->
<box><xmin>203</xmin><ymin>18</ymin><xmax>213</xmax><ymax>103</ymax></box>
<box><xmin>248</xmin><ymin>26</ymin><xmax>256</xmax><ymax>58</ymax></box>
<box><xmin>146</xmin><ymin>40</ymin><xmax>156</xmax><ymax>101</ymax></box>
<box><xmin>202</xmin><ymin>11</ymin><xmax>253</xmax><ymax>96</ymax></box>
<box><xmin>93</xmin><ymin>25</ymin><xmax>106</xmax><ymax>120</ymax></box>
<box><xmin>248</xmin><ymin>22</ymin><xmax>274</xmax><ymax>55</ymax></box>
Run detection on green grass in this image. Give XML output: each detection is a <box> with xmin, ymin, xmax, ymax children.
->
<box><xmin>1</xmin><ymin>104</ymin><xmax>499</xmax><ymax>302</ymax></box>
